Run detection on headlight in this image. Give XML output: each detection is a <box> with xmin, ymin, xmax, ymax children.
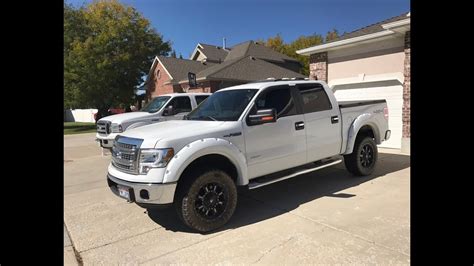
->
<box><xmin>111</xmin><ymin>123</ymin><xmax>123</xmax><ymax>133</ymax></box>
<box><xmin>138</xmin><ymin>148</ymin><xmax>174</xmax><ymax>174</ymax></box>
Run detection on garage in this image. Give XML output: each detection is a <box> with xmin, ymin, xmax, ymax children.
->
<box><xmin>332</xmin><ymin>79</ymin><xmax>403</xmax><ymax>149</ymax></box>
<box><xmin>296</xmin><ymin>12</ymin><xmax>410</xmax><ymax>153</ymax></box>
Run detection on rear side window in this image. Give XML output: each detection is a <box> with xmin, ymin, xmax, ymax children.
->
<box><xmin>195</xmin><ymin>95</ymin><xmax>209</xmax><ymax>105</ymax></box>
<box><xmin>298</xmin><ymin>84</ymin><xmax>332</xmax><ymax>113</ymax></box>
<box><xmin>166</xmin><ymin>96</ymin><xmax>192</xmax><ymax>113</ymax></box>
<box><xmin>255</xmin><ymin>85</ymin><xmax>296</xmax><ymax>118</ymax></box>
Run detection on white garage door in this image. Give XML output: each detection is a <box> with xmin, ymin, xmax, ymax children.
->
<box><xmin>333</xmin><ymin>80</ymin><xmax>403</xmax><ymax>149</ymax></box>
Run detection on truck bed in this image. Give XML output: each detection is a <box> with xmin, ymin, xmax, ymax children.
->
<box><xmin>337</xmin><ymin>99</ymin><xmax>389</xmax><ymax>155</ymax></box>
<box><xmin>338</xmin><ymin>99</ymin><xmax>386</xmax><ymax>108</ymax></box>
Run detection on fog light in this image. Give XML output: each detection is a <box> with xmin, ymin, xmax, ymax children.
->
<box><xmin>140</xmin><ymin>189</ymin><xmax>149</xmax><ymax>199</ymax></box>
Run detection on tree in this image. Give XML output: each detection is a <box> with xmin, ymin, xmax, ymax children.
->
<box><xmin>64</xmin><ymin>0</ymin><xmax>171</xmax><ymax>119</ymax></box>
<box><xmin>325</xmin><ymin>29</ymin><xmax>339</xmax><ymax>42</ymax></box>
<box><xmin>286</xmin><ymin>34</ymin><xmax>324</xmax><ymax>76</ymax></box>
<box><xmin>263</xmin><ymin>33</ymin><xmax>324</xmax><ymax>76</ymax></box>
<box><xmin>179</xmin><ymin>53</ymin><xmax>183</xmax><ymax>59</ymax></box>
<box><xmin>262</xmin><ymin>30</ymin><xmax>341</xmax><ymax>76</ymax></box>
<box><xmin>265</xmin><ymin>34</ymin><xmax>286</xmax><ymax>54</ymax></box>
<box><xmin>171</xmin><ymin>50</ymin><xmax>177</xmax><ymax>58</ymax></box>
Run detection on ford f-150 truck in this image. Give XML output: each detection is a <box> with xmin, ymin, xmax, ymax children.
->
<box><xmin>106</xmin><ymin>80</ymin><xmax>390</xmax><ymax>232</ymax></box>
<box><xmin>96</xmin><ymin>93</ymin><xmax>211</xmax><ymax>149</ymax></box>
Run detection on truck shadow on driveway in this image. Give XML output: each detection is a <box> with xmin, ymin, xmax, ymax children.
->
<box><xmin>147</xmin><ymin>152</ymin><xmax>410</xmax><ymax>234</ymax></box>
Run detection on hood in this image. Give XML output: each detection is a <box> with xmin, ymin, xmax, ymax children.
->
<box><xmin>99</xmin><ymin>112</ymin><xmax>151</xmax><ymax>124</ymax></box>
<box><xmin>119</xmin><ymin>120</ymin><xmax>227</xmax><ymax>148</ymax></box>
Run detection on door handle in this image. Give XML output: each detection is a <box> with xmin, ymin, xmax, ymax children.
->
<box><xmin>331</xmin><ymin>116</ymin><xmax>339</xmax><ymax>124</ymax></box>
<box><xmin>295</xmin><ymin>121</ymin><xmax>305</xmax><ymax>130</ymax></box>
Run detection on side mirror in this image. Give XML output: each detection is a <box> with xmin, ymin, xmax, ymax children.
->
<box><xmin>163</xmin><ymin>105</ymin><xmax>174</xmax><ymax>116</ymax></box>
<box><xmin>248</xmin><ymin>108</ymin><xmax>277</xmax><ymax>126</ymax></box>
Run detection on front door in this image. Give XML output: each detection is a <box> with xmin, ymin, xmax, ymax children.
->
<box><xmin>243</xmin><ymin>85</ymin><xmax>307</xmax><ymax>179</ymax></box>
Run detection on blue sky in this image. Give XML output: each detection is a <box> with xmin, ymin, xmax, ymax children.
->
<box><xmin>66</xmin><ymin>0</ymin><xmax>410</xmax><ymax>58</ymax></box>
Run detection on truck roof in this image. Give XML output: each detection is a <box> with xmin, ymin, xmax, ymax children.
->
<box><xmin>157</xmin><ymin>92</ymin><xmax>212</xmax><ymax>97</ymax></box>
<box><xmin>218</xmin><ymin>80</ymin><xmax>326</xmax><ymax>92</ymax></box>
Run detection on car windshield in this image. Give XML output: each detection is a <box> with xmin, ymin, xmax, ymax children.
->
<box><xmin>186</xmin><ymin>89</ymin><xmax>258</xmax><ymax>121</ymax></box>
<box><xmin>140</xmin><ymin>96</ymin><xmax>171</xmax><ymax>113</ymax></box>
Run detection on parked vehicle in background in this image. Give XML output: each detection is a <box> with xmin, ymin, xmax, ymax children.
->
<box><xmin>96</xmin><ymin>93</ymin><xmax>211</xmax><ymax>149</ymax></box>
<box><xmin>94</xmin><ymin>108</ymin><xmax>125</xmax><ymax>122</ymax></box>
<box><xmin>106</xmin><ymin>80</ymin><xmax>390</xmax><ymax>232</ymax></box>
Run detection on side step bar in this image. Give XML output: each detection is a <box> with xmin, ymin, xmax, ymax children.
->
<box><xmin>248</xmin><ymin>158</ymin><xmax>342</xmax><ymax>190</ymax></box>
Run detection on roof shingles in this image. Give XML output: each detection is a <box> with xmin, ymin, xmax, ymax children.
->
<box><xmin>157</xmin><ymin>56</ymin><xmax>216</xmax><ymax>82</ymax></box>
<box><xmin>198</xmin><ymin>43</ymin><xmax>229</xmax><ymax>62</ymax></box>
<box><xmin>328</xmin><ymin>12</ymin><xmax>410</xmax><ymax>43</ymax></box>
<box><xmin>225</xmin><ymin>41</ymin><xmax>300</xmax><ymax>64</ymax></box>
<box><xmin>193</xmin><ymin>56</ymin><xmax>305</xmax><ymax>82</ymax></box>
<box><xmin>156</xmin><ymin>40</ymin><xmax>305</xmax><ymax>85</ymax></box>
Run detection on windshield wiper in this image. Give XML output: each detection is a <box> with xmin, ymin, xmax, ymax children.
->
<box><xmin>186</xmin><ymin>115</ymin><xmax>217</xmax><ymax>121</ymax></box>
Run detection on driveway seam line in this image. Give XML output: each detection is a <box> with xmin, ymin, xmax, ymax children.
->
<box><xmin>64</xmin><ymin>180</ymin><xmax>105</xmax><ymax>188</ymax></box>
<box><xmin>253</xmin><ymin>236</ymin><xmax>294</xmax><ymax>263</ymax></box>
<box><xmin>290</xmin><ymin>212</ymin><xmax>410</xmax><ymax>257</ymax></box>
<box><xmin>245</xmin><ymin>194</ymin><xmax>409</xmax><ymax>258</ymax></box>
<box><xmin>139</xmin><ymin>230</ymin><xmax>230</xmax><ymax>263</ymax></box>
<box><xmin>79</xmin><ymin>227</ymin><xmax>163</xmax><ymax>254</ymax></box>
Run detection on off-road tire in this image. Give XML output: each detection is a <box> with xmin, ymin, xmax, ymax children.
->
<box><xmin>174</xmin><ymin>169</ymin><xmax>237</xmax><ymax>233</ymax></box>
<box><xmin>344</xmin><ymin>136</ymin><xmax>378</xmax><ymax>176</ymax></box>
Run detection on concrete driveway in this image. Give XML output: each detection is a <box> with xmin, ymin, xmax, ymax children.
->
<box><xmin>64</xmin><ymin>133</ymin><xmax>410</xmax><ymax>265</ymax></box>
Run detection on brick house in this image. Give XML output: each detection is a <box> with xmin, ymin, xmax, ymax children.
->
<box><xmin>145</xmin><ymin>40</ymin><xmax>305</xmax><ymax>98</ymax></box>
<box><xmin>297</xmin><ymin>12</ymin><xmax>410</xmax><ymax>153</ymax></box>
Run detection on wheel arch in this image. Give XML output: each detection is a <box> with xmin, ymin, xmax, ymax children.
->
<box><xmin>343</xmin><ymin>114</ymin><xmax>381</xmax><ymax>154</ymax></box>
<box><xmin>163</xmin><ymin>138</ymin><xmax>248</xmax><ymax>186</ymax></box>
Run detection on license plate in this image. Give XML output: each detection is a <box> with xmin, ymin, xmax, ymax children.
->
<box><xmin>117</xmin><ymin>185</ymin><xmax>130</xmax><ymax>200</ymax></box>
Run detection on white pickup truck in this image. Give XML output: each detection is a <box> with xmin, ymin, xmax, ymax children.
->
<box><xmin>106</xmin><ymin>80</ymin><xmax>390</xmax><ymax>232</ymax></box>
<box><xmin>96</xmin><ymin>93</ymin><xmax>211</xmax><ymax>148</ymax></box>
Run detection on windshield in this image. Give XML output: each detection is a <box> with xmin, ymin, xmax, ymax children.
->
<box><xmin>140</xmin><ymin>96</ymin><xmax>171</xmax><ymax>113</ymax></box>
<box><xmin>186</xmin><ymin>89</ymin><xmax>258</xmax><ymax>121</ymax></box>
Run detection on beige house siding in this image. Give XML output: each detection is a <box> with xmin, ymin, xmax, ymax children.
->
<box><xmin>327</xmin><ymin>37</ymin><xmax>405</xmax><ymax>81</ymax></box>
<box><xmin>328</xmin><ymin>51</ymin><xmax>405</xmax><ymax>81</ymax></box>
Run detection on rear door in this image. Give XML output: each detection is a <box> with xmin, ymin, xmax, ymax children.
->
<box><xmin>243</xmin><ymin>85</ymin><xmax>307</xmax><ymax>179</ymax></box>
<box><xmin>295</xmin><ymin>83</ymin><xmax>341</xmax><ymax>162</ymax></box>
<box><xmin>194</xmin><ymin>95</ymin><xmax>209</xmax><ymax>106</ymax></box>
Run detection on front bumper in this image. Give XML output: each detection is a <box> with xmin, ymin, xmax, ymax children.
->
<box><xmin>96</xmin><ymin>133</ymin><xmax>118</xmax><ymax>148</ymax></box>
<box><xmin>107</xmin><ymin>173</ymin><xmax>177</xmax><ymax>206</ymax></box>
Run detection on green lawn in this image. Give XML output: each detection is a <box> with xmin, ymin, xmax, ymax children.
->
<box><xmin>64</xmin><ymin>122</ymin><xmax>96</xmax><ymax>135</ymax></box>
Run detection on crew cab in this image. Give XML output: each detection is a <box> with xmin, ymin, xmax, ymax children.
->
<box><xmin>106</xmin><ymin>80</ymin><xmax>390</xmax><ymax>232</ymax></box>
<box><xmin>96</xmin><ymin>93</ymin><xmax>211</xmax><ymax>149</ymax></box>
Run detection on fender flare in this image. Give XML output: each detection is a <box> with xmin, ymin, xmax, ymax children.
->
<box><xmin>344</xmin><ymin>113</ymin><xmax>381</xmax><ymax>154</ymax></box>
<box><xmin>163</xmin><ymin>138</ymin><xmax>248</xmax><ymax>185</ymax></box>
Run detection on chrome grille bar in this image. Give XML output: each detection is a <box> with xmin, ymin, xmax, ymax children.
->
<box><xmin>111</xmin><ymin>136</ymin><xmax>143</xmax><ymax>174</ymax></box>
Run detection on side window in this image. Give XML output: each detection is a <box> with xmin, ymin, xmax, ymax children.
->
<box><xmin>255</xmin><ymin>86</ymin><xmax>296</xmax><ymax>118</ymax></box>
<box><xmin>195</xmin><ymin>95</ymin><xmax>209</xmax><ymax>105</ymax></box>
<box><xmin>166</xmin><ymin>97</ymin><xmax>192</xmax><ymax>113</ymax></box>
<box><xmin>298</xmin><ymin>84</ymin><xmax>332</xmax><ymax>113</ymax></box>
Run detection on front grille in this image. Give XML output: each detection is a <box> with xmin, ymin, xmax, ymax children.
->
<box><xmin>116</xmin><ymin>142</ymin><xmax>135</xmax><ymax>150</ymax></box>
<box><xmin>111</xmin><ymin>136</ymin><xmax>143</xmax><ymax>174</ymax></box>
<box><xmin>97</xmin><ymin>121</ymin><xmax>111</xmax><ymax>135</ymax></box>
